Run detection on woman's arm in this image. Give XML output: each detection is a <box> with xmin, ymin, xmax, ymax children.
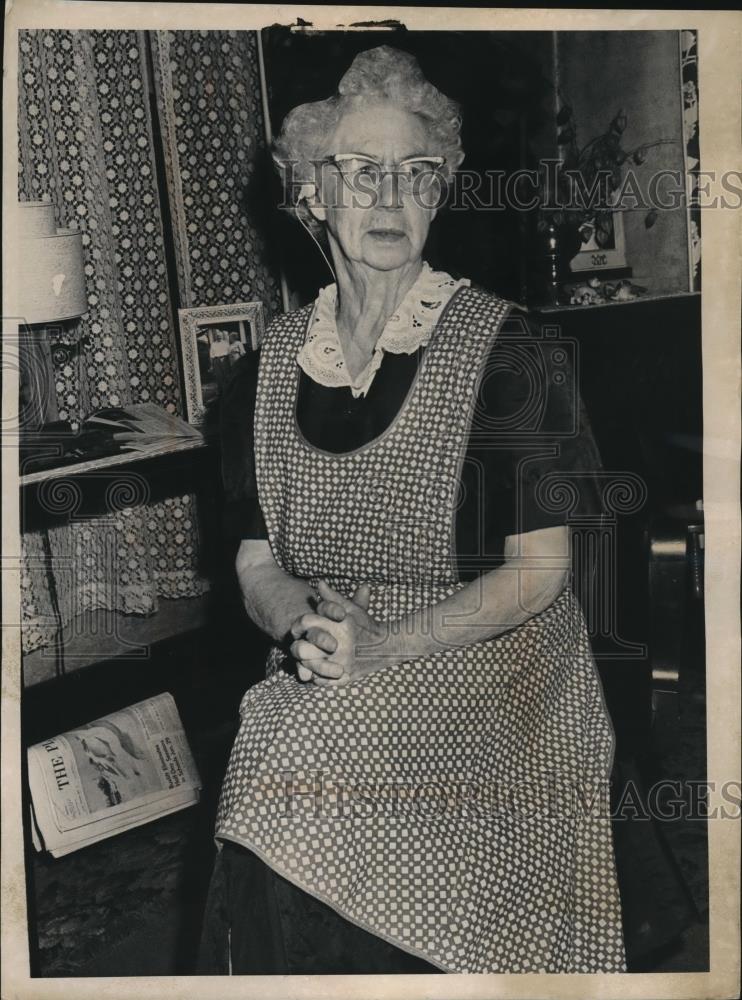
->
<box><xmin>236</xmin><ymin>539</ymin><xmax>316</xmax><ymax>644</ymax></box>
<box><xmin>291</xmin><ymin>525</ymin><xmax>571</xmax><ymax>684</ymax></box>
<box><xmin>383</xmin><ymin>523</ymin><xmax>570</xmax><ymax>660</ymax></box>
<box><xmin>236</xmin><ymin>539</ymin><xmax>347</xmax><ymax>681</ymax></box>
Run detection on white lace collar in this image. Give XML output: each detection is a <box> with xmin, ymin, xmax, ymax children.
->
<box><xmin>296</xmin><ymin>262</ymin><xmax>470</xmax><ymax>398</ymax></box>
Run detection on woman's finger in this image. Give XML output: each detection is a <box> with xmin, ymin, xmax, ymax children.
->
<box><xmin>305</xmin><ymin>626</ymin><xmax>338</xmax><ymax>653</ymax></box>
<box><xmin>303</xmin><ymin>657</ymin><xmax>345</xmax><ymax>680</ymax></box>
<box><xmin>328</xmin><ymin>673</ymin><xmax>351</xmax><ymax>688</ymax></box>
<box><xmin>297</xmin><ymin>663</ymin><xmax>313</xmax><ymax>682</ymax></box>
<box><xmin>311</xmin><ymin>674</ymin><xmax>336</xmax><ymax>687</ymax></box>
<box><xmin>316</xmin><ymin>599</ymin><xmax>346</xmax><ymax>623</ymax></box>
<box><xmin>292</xmin><ymin>612</ymin><xmax>343</xmax><ymax>641</ymax></box>
<box><xmin>351</xmin><ymin>582</ymin><xmax>371</xmax><ymax>611</ymax></box>
<box><xmin>290</xmin><ymin>638</ymin><xmax>327</xmax><ymax>662</ymax></box>
<box><xmin>312</xmin><ymin>672</ymin><xmax>350</xmax><ymax>688</ymax></box>
<box><xmin>317</xmin><ymin>580</ymin><xmax>349</xmax><ymax>607</ymax></box>
<box><xmin>290</xmin><ymin>611</ymin><xmax>327</xmax><ymax>639</ymax></box>
<box><xmin>289</xmin><ymin>615</ymin><xmax>306</xmax><ymax>639</ymax></box>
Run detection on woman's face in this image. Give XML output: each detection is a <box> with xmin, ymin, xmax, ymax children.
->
<box><xmin>310</xmin><ymin>101</ymin><xmax>440</xmax><ymax>273</ymax></box>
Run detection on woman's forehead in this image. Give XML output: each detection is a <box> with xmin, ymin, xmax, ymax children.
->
<box><xmin>328</xmin><ymin>103</ymin><xmax>429</xmax><ymax>157</ymax></box>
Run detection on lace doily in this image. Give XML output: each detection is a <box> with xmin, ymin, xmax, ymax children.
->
<box><xmin>297</xmin><ymin>262</ymin><xmax>470</xmax><ymax>398</ymax></box>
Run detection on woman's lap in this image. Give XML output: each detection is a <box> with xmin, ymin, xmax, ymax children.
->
<box><xmin>198</xmin><ymin>840</ymin><xmax>441</xmax><ymax>975</ymax></box>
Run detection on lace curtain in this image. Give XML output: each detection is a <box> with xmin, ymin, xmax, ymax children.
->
<box><xmin>19</xmin><ymin>29</ymin><xmax>281</xmax><ymax>655</ymax></box>
<box><xmin>151</xmin><ymin>30</ymin><xmax>282</xmax><ymax>313</ymax></box>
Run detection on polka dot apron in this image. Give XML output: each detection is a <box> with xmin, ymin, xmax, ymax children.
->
<box><xmin>215</xmin><ymin>285</ymin><xmax>626</xmax><ymax>973</ymax></box>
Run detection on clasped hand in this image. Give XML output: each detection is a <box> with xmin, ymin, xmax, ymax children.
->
<box><xmin>289</xmin><ymin>580</ymin><xmax>384</xmax><ymax>687</ymax></box>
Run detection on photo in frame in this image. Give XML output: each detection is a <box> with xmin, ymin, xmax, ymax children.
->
<box><xmin>178</xmin><ymin>302</ymin><xmax>264</xmax><ymax>424</ymax></box>
<box><xmin>569</xmin><ymin>209</ymin><xmax>629</xmax><ymax>272</ymax></box>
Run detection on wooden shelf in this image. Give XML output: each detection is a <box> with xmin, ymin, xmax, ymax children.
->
<box><xmin>19</xmin><ymin>429</ymin><xmax>223</xmax><ymax>679</ymax></box>
<box><xmin>20</xmin><ymin>434</ymin><xmax>209</xmax><ymax>487</ymax></box>
<box><xmin>535</xmin><ymin>290</ymin><xmax>700</xmax><ymax>316</ymax></box>
<box><xmin>22</xmin><ymin>593</ymin><xmax>212</xmax><ymax>687</ymax></box>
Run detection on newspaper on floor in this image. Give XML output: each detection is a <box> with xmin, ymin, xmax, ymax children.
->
<box><xmin>27</xmin><ymin>692</ymin><xmax>201</xmax><ymax>858</ymax></box>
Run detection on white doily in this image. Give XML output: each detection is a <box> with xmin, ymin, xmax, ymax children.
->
<box><xmin>297</xmin><ymin>262</ymin><xmax>470</xmax><ymax>398</ymax></box>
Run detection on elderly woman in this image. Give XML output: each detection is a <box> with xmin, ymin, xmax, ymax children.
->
<box><xmin>199</xmin><ymin>45</ymin><xmax>625</xmax><ymax>975</ymax></box>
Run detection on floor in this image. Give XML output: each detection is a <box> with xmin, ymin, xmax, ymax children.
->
<box><xmin>27</xmin><ymin>719</ymin><xmax>235</xmax><ymax>977</ymax></box>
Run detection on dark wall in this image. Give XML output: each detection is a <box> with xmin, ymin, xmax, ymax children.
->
<box><xmin>566</xmin><ymin>294</ymin><xmax>703</xmax><ymax>512</ymax></box>
<box><xmin>548</xmin><ymin>292</ymin><xmax>703</xmax><ymax>758</ymax></box>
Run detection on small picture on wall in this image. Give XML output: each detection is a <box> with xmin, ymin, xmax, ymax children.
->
<box><xmin>570</xmin><ymin>211</ymin><xmax>628</xmax><ymax>273</ymax></box>
<box><xmin>178</xmin><ymin>302</ymin><xmax>264</xmax><ymax>424</ymax></box>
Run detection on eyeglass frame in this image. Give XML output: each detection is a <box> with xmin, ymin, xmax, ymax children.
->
<box><xmin>317</xmin><ymin>152</ymin><xmax>447</xmax><ymax>195</ymax></box>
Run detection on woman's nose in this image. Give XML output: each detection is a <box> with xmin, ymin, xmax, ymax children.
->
<box><xmin>377</xmin><ymin>168</ymin><xmax>403</xmax><ymax>210</ymax></box>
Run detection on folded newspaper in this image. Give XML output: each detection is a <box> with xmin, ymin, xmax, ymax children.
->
<box><xmin>27</xmin><ymin>693</ymin><xmax>201</xmax><ymax>858</ymax></box>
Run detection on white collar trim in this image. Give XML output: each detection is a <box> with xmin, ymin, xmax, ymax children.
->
<box><xmin>296</xmin><ymin>262</ymin><xmax>470</xmax><ymax>398</ymax></box>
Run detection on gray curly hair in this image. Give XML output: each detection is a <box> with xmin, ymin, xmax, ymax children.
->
<box><xmin>272</xmin><ymin>45</ymin><xmax>464</xmax><ymax>212</ymax></box>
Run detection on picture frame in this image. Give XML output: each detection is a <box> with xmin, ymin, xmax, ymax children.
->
<box><xmin>569</xmin><ymin>210</ymin><xmax>629</xmax><ymax>273</ymax></box>
<box><xmin>178</xmin><ymin>302</ymin><xmax>265</xmax><ymax>425</ymax></box>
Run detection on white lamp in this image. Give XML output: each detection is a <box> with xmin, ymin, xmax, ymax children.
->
<box><xmin>17</xmin><ymin>201</ymin><xmax>87</xmax><ymax>426</ymax></box>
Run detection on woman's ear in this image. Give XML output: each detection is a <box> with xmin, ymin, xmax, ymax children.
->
<box><xmin>307</xmin><ymin>202</ymin><xmax>327</xmax><ymax>223</ymax></box>
<box><xmin>300</xmin><ymin>185</ymin><xmax>326</xmax><ymax>223</ymax></box>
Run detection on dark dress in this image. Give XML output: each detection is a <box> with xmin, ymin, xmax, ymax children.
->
<box><xmin>199</xmin><ymin>297</ymin><xmax>615</xmax><ymax>974</ymax></box>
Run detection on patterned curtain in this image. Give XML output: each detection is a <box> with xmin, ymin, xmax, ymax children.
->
<box><xmin>150</xmin><ymin>30</ymin><xmax>282</xmax><ymax>314</ymax></box>
<box><xmin>18</xmin><ymin>29</ymin><xmax>280</xmax><ymax>656</ymax></box>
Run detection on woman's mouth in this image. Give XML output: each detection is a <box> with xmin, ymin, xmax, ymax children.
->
<box><xmin>367</xmin><ymin>228</ymin><xmax>406</xmax><ymax>242</ymax></box>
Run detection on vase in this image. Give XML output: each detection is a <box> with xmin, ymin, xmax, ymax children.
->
<box><xmin>532</xmin><ymin>220</ymin><xmax>583</xmax><ymax>306</ymax></box>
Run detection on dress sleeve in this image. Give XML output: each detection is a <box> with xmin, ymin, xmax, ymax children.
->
<box><xmin>477</xmin><ymin>307</ymin><xmax>604</xmax><ymax>538</ymax></box>
<box><xmin>219</xmin><ymin>350</ymin><xmax>269</xmax><ymax>541</ymax></box>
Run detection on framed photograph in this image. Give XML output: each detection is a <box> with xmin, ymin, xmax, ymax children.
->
<box><xmin>569</xmin><ymin>210</ymin><xmax>629</xmax><ymax>273</ymax></box>
<box><xmin>178</xmin><ymin>302</ymin><xmax>264</xmax><ymax>424</ymax></box>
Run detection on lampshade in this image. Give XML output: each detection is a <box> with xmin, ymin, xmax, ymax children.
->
<box><xmin>17</xmin><ymin>201</ymin><xmax>87</xmax><ymax>325</ymax></box>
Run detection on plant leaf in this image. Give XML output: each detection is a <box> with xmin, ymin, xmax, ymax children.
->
<box><xmin>595</xmin><ymin>215</ymin><xmax>614</xmax><ymax>248</ymax></box>
<box><xmin>610</xmin><ymin>110</ymin><xmax>628</xmax><ymax>134</ymax></box>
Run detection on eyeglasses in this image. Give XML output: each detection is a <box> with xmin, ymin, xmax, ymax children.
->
<box><xmin>321</xmin><ymin>153</ymin><xmax>446</xmax><ymax>194</ymax></box>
